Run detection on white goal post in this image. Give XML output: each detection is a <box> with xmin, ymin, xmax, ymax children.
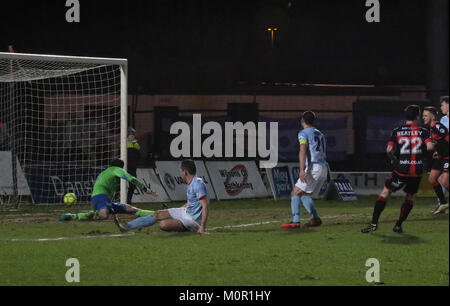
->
<box><xmin>0</xmin><ymin>52</ymin><xmax>128</xmax><ymax>205</ymax></box>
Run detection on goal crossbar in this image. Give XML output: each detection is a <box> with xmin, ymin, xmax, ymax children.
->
<box><xmin>0</xmin><ymin>52</ymin><xmax>128</xmax><ymax>67</ymax></box>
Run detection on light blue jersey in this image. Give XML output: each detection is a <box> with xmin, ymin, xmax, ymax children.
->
<box><xmin>186</xmin><ymin>176</ymin><xmax>208</xmax><ymax>222</ymax></box>
<box><xmin>298</xmin><ymin>127</ymin><xmax>327</xmax><ymax>166</ymax></box>
<box><xmin>441</xmin><ymin>115</ymin><xmax>449</xmax><ymax>130</ymax></box>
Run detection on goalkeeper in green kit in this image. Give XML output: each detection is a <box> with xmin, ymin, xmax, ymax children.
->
<box><xmin>60</xmin><ymin>159</ymin><xmax>155</xmax><ymax>221</ymax></box>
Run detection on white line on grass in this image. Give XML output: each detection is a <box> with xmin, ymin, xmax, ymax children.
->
<box><xmin>208</xmin><ymin>220</ymin><xmax>280</xmax><ymax>231</ymax></box>
<box><xmin>2</xmin><ymin>214</ymin><xmax>360</xmax><ymax>242</ymax></box>
<box><xmin>2</xmin><ymin>221</ymin><xmax>280</xmax><ymax>242</ymax></box>
<box><xmin>3</xmin><ymin>232</ymin><xmax>135</xmax><ymax>242</ymax></box>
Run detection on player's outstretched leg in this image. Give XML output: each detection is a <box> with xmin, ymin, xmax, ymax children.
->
<box><xmin>115</xmin><ymin>210</ymin><xmax>168</xmax><ymax>232</ymax></box>
<box><xmin>114</xmin><ymin>214</ymin><xmax>157</xmax><ymax>232</ymax></box>
<box><xmin>59</xmin><ymin>211</ymin><xmax>99</xmax><ymax>221</ymax></box>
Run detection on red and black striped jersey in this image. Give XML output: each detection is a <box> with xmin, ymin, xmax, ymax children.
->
<box><xmin>387</xmin><ymin>123</ymin><xmax>430</xmax><ymax>177</ymax></box>
<box><xmin>429</xmin><ymin>121</ymin><xmax>449</xmax><ymax>158</ymax></box>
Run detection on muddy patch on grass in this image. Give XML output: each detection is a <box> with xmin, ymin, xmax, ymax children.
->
<box><xmin>0</xmin><ymin>213</ymin><xmax>58</xmax><ymax>225</ymax></box>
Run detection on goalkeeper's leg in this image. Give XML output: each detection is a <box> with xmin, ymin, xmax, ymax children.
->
<box><xmin>59</xmin><ymin>211</ymin><xmax>99</xmax><ymax>221</ymax></box>
<box><xmin>91</xmin><ymin>194</ymin><xmax>154</xmax><ymax>220</ymax></box>
<box><xmin>109</xmin><ymin>202</ymin><xmax>154</xmax><ymax>218</ymax></box>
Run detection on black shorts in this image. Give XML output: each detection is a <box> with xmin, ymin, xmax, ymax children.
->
<box><xmin>385</xmin><ymin>172</ymin><xmax>422</xmax><ymax>195</ymax></box>
<box><xmin>431</xmin><ymin>158</ymin><xmax>449</xmax><ymax>173</ymax></box>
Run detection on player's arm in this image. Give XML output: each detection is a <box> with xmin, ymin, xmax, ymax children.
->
<box><xmin>113</xmin><ymin>168</ymin><xmax>154</xmax><ymax>194</ymax></box>
<box><xmin>196</xmin><ymin>183</ymin><xmax>209</xmax><ymax>234</ymax></box>
<box><xmin>299</xmin><ymin>140</ymin><xmax>308</xmax><ymax>182</ymax></box>
<box><xmin>198</xmin><ymin>198</ymin><xmax>209</xmax><ymax>234</ymax></box>
<box><xmin>386</xmin><ymin>144</ymin><xmax>396</xmax><ymax>163</ymax></box>
<box><xmin>386</xmin><ymin>130</ymin><xmax>398</xmax><ymax>163</ymax></box>
<box><xmin>425</xmin><ymin>137</ymin><xmax>434</xmax><ymax>151</ymax></box>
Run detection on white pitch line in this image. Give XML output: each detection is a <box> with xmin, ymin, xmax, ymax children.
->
<box><xmin>2</xmin><ymin>214</ymin><xmax>359</xmax><ymax>242</ymax></box>
<box><xmin>208</xmin><ymin>220</ymin><xmax>280</xmax><ymax>231</ymax></box>
<box><xmin>2</xmin><ymin>221</ymin><xmax>279</xmax><ymax>242</ymax></box>
<box><xmin>3</xmin><ymin>232</ymin><xmax>135</xmax><ymax>242</ymax></box>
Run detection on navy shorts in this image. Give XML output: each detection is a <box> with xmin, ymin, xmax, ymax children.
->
<box><xmin>91</xmin><ymin>194</ymin><xmax>127</xmax><ymax>214</ymax></box>
<box><xmin>91</xmin><ymin>194</ymin><xmax>112</xmax><ymax>212</ymax></box>
<box><xmin>431</xmin><ymin>157</ymin><xmax>449</xmax><ymax>173</ymax></box>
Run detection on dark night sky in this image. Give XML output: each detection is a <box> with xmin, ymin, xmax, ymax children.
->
<box><xmin>0</xmin><ymin>0</ymin><xmax>431</xmax><ymax>93</ymax></box>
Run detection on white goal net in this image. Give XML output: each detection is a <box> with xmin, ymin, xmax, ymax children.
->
<box><xmin>0</xmin><ymin>53</ymin><xmax>128</xmax><ymax>205</ymax></box>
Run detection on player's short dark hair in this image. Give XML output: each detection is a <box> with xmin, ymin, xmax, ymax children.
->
<box><xmin>301</xmin><ymin>111</ymin><xmax>316</xmax><ymax>125</ymax></box>
<box><xmin>180</xmin><ymin>159</ymin><xmax>196</xmax><ymax>175</ymax></box>
<box><xmin>111</xmin><ymin>159</ymin><xmax>125</xmax><ymax>168</ymax></box>
<box><xmin>424</xmin><ymin>106</ymin><xmax>439</xmax><ymax>118</ymax></box>
<box><xmin>440</xmin><ymin>96</ymin><xmax>449</xmax><ymax>104</ymax></box>
<box><xmin>404</xmin><ymin>105</ymin><xmax>421</xmax><ymax>121</ymax></box>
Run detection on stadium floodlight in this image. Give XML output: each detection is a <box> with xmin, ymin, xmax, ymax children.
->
<box><xmin>0</xmin><ymin>52</ymin><xmax>128</xmax><ymax>206</ymax></box>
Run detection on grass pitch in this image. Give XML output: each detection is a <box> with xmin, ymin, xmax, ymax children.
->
<box><xmin>0</xmin><ymin>196</ymin><xmax>448</xmax><ymax>286</ymax></box>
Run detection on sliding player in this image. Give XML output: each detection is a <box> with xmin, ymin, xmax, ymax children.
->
<box><xmin>281</xmin><ymin>111</ymin><xmax>327</xmax><ymax>229</ymax></box>
<box><xmin>114</xmin><ymin>160</ymin><xmax>209</xmax><ymax>234</ymax></box>
<box><xmin>422</xmin><ymin>106</ymin><xmax>449</xmax><ymax>214</ymax></box>
<box><xmin>361</xmin><ymin>105</ymin><xmax>431</xmax><ymax>234</ymax></box>
<box><xmin>60</xmin><ymin>159</ymin><xmax>155</xmax><ymax>221</ymax></box>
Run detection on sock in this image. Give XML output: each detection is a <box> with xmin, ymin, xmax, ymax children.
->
<box><xmin>135</xmin><ymin>209</ymin><xmax>155</xmax><ymax>217</ymax></box>
<box><xmin>72</xmin><ymin>211</ymin><xmax>97</xmax><ymax>220</ymax></box>
<box><xmin>301</xmin><ymin>195</ymin><xmax>319</xmax><ymax>219</ymax></box>
<box><xmin>437</xmin><ymin>185</ymin><xmax>447</xmax><ymax>205</ymax></box>
<box><xmin>371</xmin><ymin>196</ymin><xmax>387</xmax><ymax>225</ymax></box>
<box><xmin>290</xmin><ymin>195</ymin><xmax>301</xmax><ymax>223</ymax></box>
<box><xmin>397</xmin><ymin>200</ymin><xmax>413</xmax><ymax>226</ymax></box>
<box><xmin>127</xmin><ymin>214</ymin><xmax>157</xmax><ymax>230</ymax></box>
<box><xmin>110</xmin><ymin>203</ymin><xmax>128</xmax><ymax>214</ymax></box>
<box><xmin>74</xmin><ymin>212</ymin><xmax>89</xmax><ymax>220</ymax></box>
<box><xmin>432</xmin><ymin>182</ymin><xmax>447</xmax><ymax>204</ymax></box>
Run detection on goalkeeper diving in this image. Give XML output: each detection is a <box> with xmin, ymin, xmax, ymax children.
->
<box><xmin>60</xmin><ymin>159</ymin><xmax>155</xmax><ymax>221</ymax></box>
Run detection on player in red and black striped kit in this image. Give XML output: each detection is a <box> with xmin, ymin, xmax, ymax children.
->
<box><xmin>422</xmin><ymin>106</ymin><xmax>449</xmax><ymax>214</ymax></box>
<box><xmin>362</xmin><ymin>105</ymin><xmax>431</xmax><ymax>234</ymax></box>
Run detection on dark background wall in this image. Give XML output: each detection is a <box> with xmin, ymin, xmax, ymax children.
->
<box><xmin>1</xmin><ymin>0</ymin><xmax>446</xmax><ymax>96</ymax></box>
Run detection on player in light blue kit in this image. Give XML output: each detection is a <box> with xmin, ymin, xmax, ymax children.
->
<box><xmin>281</xmin><ymin>111</ymin><xmax>328</xmax><ymax>228</ymax></box>
<box><xmin>440</xmin><ymin>96</ymin><xmax>449</xmax><ymax>130</ymax></box>
<box><xmin>114</xmin><ymin>160</ymin><xmax>209</xmax><ymax>234</ymax></box>
<box><xmin>433</xmin><ymin>96</ymin><xmax>449</xmax><ymax>214</ymax></box>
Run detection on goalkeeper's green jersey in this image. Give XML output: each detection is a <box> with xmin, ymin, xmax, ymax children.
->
<box><xmin>91</xmin><ymin>166</ymin><xmax>145</xmax><ymax>199</ymax></box>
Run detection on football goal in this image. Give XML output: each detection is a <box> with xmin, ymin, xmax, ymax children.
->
<box><xmin>0</xmin><ymin>52</ymin><xmax>128</xmax><ymax>206</ymax></box>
